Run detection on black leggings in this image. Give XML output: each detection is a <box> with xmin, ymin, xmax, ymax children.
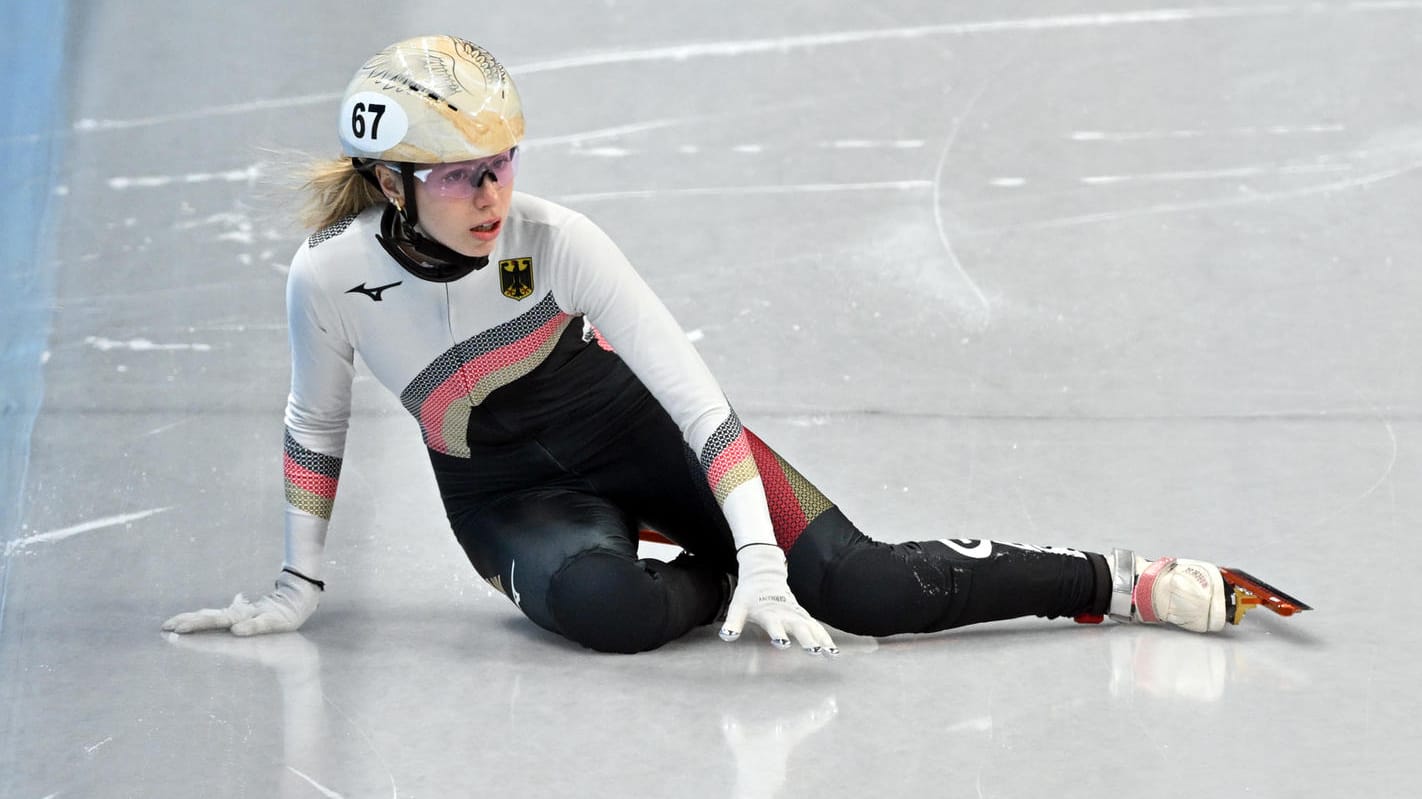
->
<box><xmin>433</xmin><ymin>392</ymin><xmax>1108</xmax><ymax>653</ymax></box>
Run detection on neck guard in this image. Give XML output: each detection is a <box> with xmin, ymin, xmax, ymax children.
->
<box><xmin>374</xmin><ymin>204</ymin><xmax>489</xmax><ymax>283</ymax></box>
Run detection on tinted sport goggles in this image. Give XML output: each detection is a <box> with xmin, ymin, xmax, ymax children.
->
<box><xmin>392</xmin><ymin>148</ymin><xmax>519</xmax><ymax>198</ymax></box>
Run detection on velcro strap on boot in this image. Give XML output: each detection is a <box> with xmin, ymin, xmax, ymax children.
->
<box><xmin>1133</xmin><ymin>557</ymin><xmax>1175</xmax><ymax>624</ymax></box>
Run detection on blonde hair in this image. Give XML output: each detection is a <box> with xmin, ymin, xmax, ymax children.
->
<box><xmin>299</xmin><ymin>157</ymin><xmax>386</xmax><ymax>231</ymax></box>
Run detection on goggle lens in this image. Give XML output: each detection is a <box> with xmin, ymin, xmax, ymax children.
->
<box><xmin>408</xmin><ymin>148</ymin><xmax>519</xmax><ymax>198</ymax></box>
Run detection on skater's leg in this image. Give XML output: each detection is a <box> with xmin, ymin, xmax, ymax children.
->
<box><xmin>449</xmin><ymin>489</ymin><xmax>727</xmax><ymax>653</ymax></box>
<box><xmin>742</xmin><ymin>430</ymin><xmax>1110</xmax><ymax>636</ymax></box>
<box><xmin>787</xmin><ymin>515</ymin><xmax>1109</xmax><ymax>635</ymax></box>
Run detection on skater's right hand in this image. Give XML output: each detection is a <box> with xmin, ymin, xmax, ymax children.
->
<box><xmin>720</xmin><ymin>543</ymin><xmax>838</xmax><ymax>656</ymax></box>
<box><xmin>162</xmin><ymin>570</ymin><xmax>320</xmax><ymax>636</ymax></box>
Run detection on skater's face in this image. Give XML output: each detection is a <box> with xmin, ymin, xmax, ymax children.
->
<box><xmin>376</xmin><ymin>150</ymin><xmax>517</xmax><ymax>258</ymax></box>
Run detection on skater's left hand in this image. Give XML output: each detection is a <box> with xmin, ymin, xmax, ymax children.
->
<box><xmin>720</xmin><ymin>544</ymin><xmax>838</xmax><ymax>656</ymax></box>
<box><xmin>162</xmin><ymin>569</ymin><xmax>320</xmax><ymax>636</ymax></box>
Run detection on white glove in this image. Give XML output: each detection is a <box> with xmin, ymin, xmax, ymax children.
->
<box><xmin>719</xmin><ymin>543</ymin><xmax>838</xmax><ymax>656</ymax></box>
<box><xmin>162</xmin><ymin>569</ymin><xmax>321</xmax><ymax>636</ymax></box>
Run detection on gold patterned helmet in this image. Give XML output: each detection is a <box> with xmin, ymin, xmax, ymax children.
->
<box><xmin>338</xmin><ymin>35</ymin><xmax>524</xmax><ymax>163</ymax></box>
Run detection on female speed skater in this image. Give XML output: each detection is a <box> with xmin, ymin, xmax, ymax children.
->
<box><xmin>163</xmin><ymin>35</ymin><xmax>1300</xmax><ymax>655</ymax></box>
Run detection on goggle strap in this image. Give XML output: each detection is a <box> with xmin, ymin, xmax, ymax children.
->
<box><xmin>398</xmin><ymin>164</ymin><xmax>420</xmax><ymax>228</ymax></box>
<box><xmin>351</xmin><ymin>157</ymin><xmax>383</xmax><ymax>191</ymax></box>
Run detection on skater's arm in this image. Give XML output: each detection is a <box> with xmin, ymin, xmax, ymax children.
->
<box><xmin>164</xmin><ymin>246</ymin><xmax>355</xmax><ymax>636</ymax></box>
<box><xmin>280</xmin><ymin>244</ymin><xmax>356</xmax><ymax>583</ymax></box>
<box><xmin>553</xmin><ymin>214</ymin><xmax>836</xmax><ymax>655</ymax></box>
<box><xmin>552</xmin><ymin>214</ymin><xmax>776</xmax><ymax>548</ymax></box>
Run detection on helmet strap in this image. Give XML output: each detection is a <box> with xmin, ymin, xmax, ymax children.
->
<box><xmin>397</xmin><ymin>163</ymin><xmax>421</xmax><ymax>228</ymax></box>
<box><xmin>351</xmin><ymin>157</ymin><xmax>382</xmax><ymax>190</ymax></box>
<box><xmin>351</xmin><ymin>158</ymin><xmax>421</xmax><ymax>228</ymax></box>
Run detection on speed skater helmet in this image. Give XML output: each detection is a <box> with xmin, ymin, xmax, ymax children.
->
<box><xmin>338</xmin><ymin>35</ymin><xmax>524</xmax><ymax>163</ymax></box>
<box><xmin>339</xmin><ymin>36</ymin><xmax>524</xmax><ymax>281</ymax></box>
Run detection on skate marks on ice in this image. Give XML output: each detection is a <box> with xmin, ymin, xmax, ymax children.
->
<box><xmin>285</xmin><ymin>766</ymin><xmax>344</xmax><ymax>798</ymax></box>
<box><xmin>60</xmin><ymin>93</ymin><xmax>345</xmax><ymax>138</ymax></box>
<box><xmin>24</xmin><ymin>2</ymin><xmax>1420</xmax><ymax>146</ymax></box>
<box><xmin>63</xmin><ymin>8</ymin><xmax>1422</xmax><ymax>338</ymax></box>
<box><xmin>962</xmin><ymin>127</ymin><xmax>1422</xmax><ymax>236</ymax></box>
<box><xmin>83</xmin><ymin>337</ymin><xmax>213</xmax><ymax>353</ymax></box>
<box><xmin>1066</xmin><ymin>124</ymin><xmax>1346</xmax><ymax>143</ymax></box>
<box><xmin>3</xmin><ymin>507</ymin><xmax>172</xmax><ymax>558</ymax></box>
<box><xmin>930</xmin><ymin>82</ymin><xmax>994</xmax><ymax>330</ymax></box>
<box><xmin>35</xmin><ymin>0</ymin><xmax>1422</xmax><ymax>227</ymax></box>
<box><xmin>1302</xmin><ymin>383</ymin><xmax>1400</xmax><ymax>533</ymax></box>
<box><xmin>971</xmin><ymin>155</ymin><xmax>1422</xmax><ymax>236</ymax></box>
<box><xmin>40</xmin><ymin>3</ymin><xmax>1422</xmax><ymax>147</ymax></box>
<box><xmin>1010</xmin><ymin>124</ymin><xmax>1355</xmax><ymax>188</ymax></box>
<box><xmin>507</xmin><ymin>4</ymin><xmax>1422</xmax><ymax>75</ymax></box>
<box><xmin>554</xmin><ymin>179</ymin><xmax>934</xmax><ymax>205</ymax></box>
<box><xmin>106</xmin><ymin>164</ymin><xmax>264</xmax><ymax>191</ymax></box>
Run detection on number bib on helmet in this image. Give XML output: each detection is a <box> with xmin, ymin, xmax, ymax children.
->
<box><xmin>339</xmin><ymin>91</ymin><xmax>409</xmax><ymax>156</ymax></box>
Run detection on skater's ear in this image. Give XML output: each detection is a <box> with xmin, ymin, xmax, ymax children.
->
<box><xmin>372</xmin><ymin>164</ymin><xmax>405</xmax><ymax>206</ymax></box>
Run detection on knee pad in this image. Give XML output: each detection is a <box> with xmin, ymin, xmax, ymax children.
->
<box><xmin>547</xmin><ymin>551</ymin><xmax>671</xmax><ymax>654</ymax></box>
<box><xmin>450</xmin><ymin>492</ymin><xmax>635</xmax><ymax>633</ymax></box>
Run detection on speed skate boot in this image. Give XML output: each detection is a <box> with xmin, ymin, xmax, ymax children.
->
<box><xmin>1108</xmin><ymin>549</ymin><xmax>1227</xmax><ymax>633</ymax></box>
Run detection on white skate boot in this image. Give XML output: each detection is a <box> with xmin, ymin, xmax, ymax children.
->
<box><xmin>1108</xmin><ymin>549</ymin><xmax>1227</xmax><ymax>633</ymax></box>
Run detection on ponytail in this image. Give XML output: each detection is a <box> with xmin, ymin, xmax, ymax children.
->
<box><xmin>299</xmin><ymin>157</ymin><xmax>385</xmax><ymax>231</ymax></box>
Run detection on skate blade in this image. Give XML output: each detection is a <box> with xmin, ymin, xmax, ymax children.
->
<box><xmin>1220</xmin><ymin>567</ymin><xmax>1312</xmax><ymax>624</ymax></box>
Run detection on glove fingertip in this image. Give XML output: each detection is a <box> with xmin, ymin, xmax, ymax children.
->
<box><xmin>164</xmin><ymin>616</ymin><xmax>199</xmax><ymax>634</ymax></box>
<box><xmin>719</xmin><ymin>604</ymin><xmax>748</xmax><ymax>642</ymax></box>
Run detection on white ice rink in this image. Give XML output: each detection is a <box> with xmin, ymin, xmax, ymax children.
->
<box><xmin>4</xmin><ymin>2</ymin><xmax>1420</xmax><ymax>797</ymax></box>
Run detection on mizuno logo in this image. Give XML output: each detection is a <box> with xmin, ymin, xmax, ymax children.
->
<box><xmin>345</xmin><ymin>281</ymin><xmax>403</xmax><ymax>301</ymax></box>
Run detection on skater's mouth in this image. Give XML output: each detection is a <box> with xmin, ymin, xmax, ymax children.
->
<box><xmin>471</xmin><ymin>219</ymin><xmax>502</xmax><ymax>241</ymax></box>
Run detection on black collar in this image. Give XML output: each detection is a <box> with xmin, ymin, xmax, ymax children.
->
<box><xmin>374</xmin><ymin>204</ymin><xmax>489</xmax><ymax>283</ymax></box>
